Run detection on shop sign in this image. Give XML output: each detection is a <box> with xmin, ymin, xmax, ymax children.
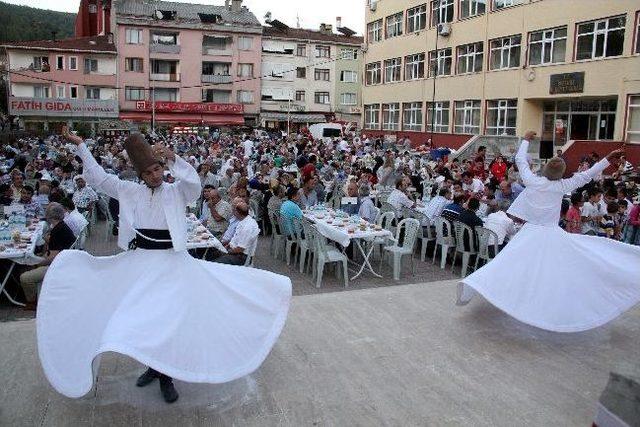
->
<box><xmin>9</xmin><ymin>97</ymin><xmax>118</xmax><ymax>118</ymax></box>
<box><xmin>550</xmin><ymin>72</ymin><xmax>585</xmax><ymax>95</ymax></box>
<box><xmin>135</xmin><ymin>101</ymin><xmax>243</xmax><ymax>114</ymax></box>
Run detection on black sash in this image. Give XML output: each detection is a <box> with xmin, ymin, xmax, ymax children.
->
<box><xmin>130</xmin><ymin>229</ymin><xmax>173</xmax><ymax>250</ymax></box>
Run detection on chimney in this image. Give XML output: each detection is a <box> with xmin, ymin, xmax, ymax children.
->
<box><xmin>225</xmin><ymin>0</ymin><xmax>230</xmax><ymax>9</ymax></box>
<box><xmin>336</xmin><ymin>17</ymin><xmax>342</xmax><ymax>28</ymax></box>
<box><xmin>319</xmin><ymin>24</ymin><xmax>333</xmax><ymax>35</ymax></box>
<box><xmin>51</xmin><ymin>31</ymin><xmax>57</xmax><ymax>42</ymax></box>
<box><xmin>231</xmin><ymin>0</ymin><xmax>242</xmax><ymax>12</ymax></box>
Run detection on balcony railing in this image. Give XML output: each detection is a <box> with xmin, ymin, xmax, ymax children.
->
<box><xmin>150</xmin><ymin>43</ymin><xmax>181</xmax><ymax>54</ymax></box>
<box><xmin>201</xmin><ymin>74</ymin><xmax>232</xmax><ymax>84</ymax></box>
<box><xmin>202</xmin><ymin>46</ymin><xmax>233</xmax><ymax>56</ymax></box>
<box><xmin>150</xmin><ymin>73</ymin><xmax>181</xmax><ymax>82</ymax></box>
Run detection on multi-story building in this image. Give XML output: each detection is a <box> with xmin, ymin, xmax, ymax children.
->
<box><xmin>115</xmin><ymin>0</ymin><xmax>262</xmax><ymax>128</ymax></box>
<box><xmin>362</xmin><ymin>0</ymin><xmax>640</xmax><ymax>149</ymax></box>
<box><xmin>2</xmin><ymin>35</ymin><xmax>118</xmax><ymax>134</ymax></box>
<box><xmin>260</xmin><ymin>20</ymin><xmax>363</xmax><ymax>131</ymax></box>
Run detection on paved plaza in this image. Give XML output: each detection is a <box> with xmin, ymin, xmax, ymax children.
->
<box><xmin>1</xmin><ymin>277</ymin><xmax>638</xmax><ymax>426</ymax></box>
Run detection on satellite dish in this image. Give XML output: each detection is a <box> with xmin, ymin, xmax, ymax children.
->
<box><xmin>264</xmin><ymin>11</ymin><xmax>272</xmax><ymax>22</ymax></box>
<box><xmin>155</xmin><ymin>10</ymin><xmax>163</xmax><ymax>20</ymax></box>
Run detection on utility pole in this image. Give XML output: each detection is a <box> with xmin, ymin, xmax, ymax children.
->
<box><xmin>151</xmin><ymin>80</ymin><xmax>156</xmax><ymax>134</ymax></box>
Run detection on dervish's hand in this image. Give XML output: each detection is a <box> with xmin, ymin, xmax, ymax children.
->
<box><xmin>523</xmin><ymin>131</ymin><xmax>537</xmax><ymax>141</ymax></box>
<box><xmin>61</xmin><ymin>125</ymin><xmax>83</xmax><ymax>146</ymax></box>
<box><xmin>606</xmin><ymin>149</ymin><xmax>625</xmax><ymax>162</ymax></box>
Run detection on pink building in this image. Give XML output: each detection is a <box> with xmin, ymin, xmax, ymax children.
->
<box><xmin>2</xmin><ymin>35</ymin><xmax>118</xmax><ymax>134</ymax></box>
<box><xmin>115</xmin><ymin>0</ymin><xmax>262</xmax><ymax>127</ymax></box>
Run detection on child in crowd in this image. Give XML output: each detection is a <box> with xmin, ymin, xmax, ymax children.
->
<box><xmin>600</xmin><ymin>201</ymin><xmax>620</xmax><ymax>239</ymax></box>
<box><xmin>565</xmin><ymin>193</ymin><xmax>583</xmax><ymax>234</ymax></box>
<box><xmin>581</xmin><ymin>188</ymin><xmax>604</xmax><ymax>235</ymax></box>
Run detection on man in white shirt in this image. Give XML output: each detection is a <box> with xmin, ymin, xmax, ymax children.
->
<box><xmin>482</xmin><ymin>201</ymin><xmax>516</xmax><ymax>247</ymax></box>
<box><xmin>60</xmin><ymin>198</ymin><xmax>89</xmax><ymax>237</ymax></box>
<box><xmin>214</xmin><ymin>200</ymin><xmax>259</xmax><ymax>265</ymax></box>
<box><xmin>461</xmin><ymin>172</ymin><xmax>484</xmax><ymax>196</ymax></box>
<box><xmin>422</xmin><ymin>188</ymin><xmax>451</xmax><ymax>222</ymax></box>
<box><xmin>200</xmin><ymin>188</ymin><xmax>233</xmax><ymax>238</ymax></box>
<box><xmin>387</xmin><ymin>178</ymin><xmax>415</xmax><ymax>219</ymax></box>
<box><xmin>338</xmin><ymin>139</ymin><xmax>350</xmax><ymax>152</ymax></box>
<box><xmin>357</xmin><ymin>185</ymin><xmax>378</xmax><ymax>223</ymax></box>
<box><xmin>242</xmin><ymin>137</ymin><xmax>254</xmax><ymax>159</ymax></box>
<box><xmin>581</xmin><ymin>188</ymin><xmax>604</xmax><ymax>235</ymax></box>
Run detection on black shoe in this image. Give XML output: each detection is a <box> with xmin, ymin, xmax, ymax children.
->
<box><xmin>159</xmin><ymin>376</ymin><xmax>179</xmax><ymax>403</ymax></box>
<box><xmin>136</xmin><ymin>368</ymin><xmax>158</xmax><ymax>387</ymax></box>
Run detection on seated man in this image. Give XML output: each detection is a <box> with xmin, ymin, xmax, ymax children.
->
<box><xmin>482</xmin><ymin>200</ymin><xmax>516</xmax><ymax>253</ymax></box>
<box><xmin>72</xmin><ymin>175</ymin><xmax>99</xmax><ymax>215</ymax></box>
<box><xmin>201</xmin><ymin>187</ymin><xmax>232</xmax><ymax>238</ymax></box>
<box><xmin>280</xmin><ymin>187</ymin><xmax>303</xmax><ymax>236</ymax></box>
<box><xmin>441</xmin><ymin>194</ymin><xmax>466</xmax><ymax>223</ymax></box>
<box><xmin>358</xmin><ymin>185</ymin><xmax>378</xmax><ymax>223</ymax></box>
<box><xmin>423</xmin><ymin>188</ymin><xmax>451</xmax><ymax>222</ymax></box>
<box><xmin>60</xmin><ymin>197</ymin><xmax>89</xmax><ymax>237</ymax></box>
<box><xmin>20</xmin><ymin>203</ymin><xmax>76</xmax><ymax>310</ymax></box>
<box><xmin>387</xmin><ymin>177</ymin><xmax>415</xmax><ymax>219</ymax></box>
<box><xmin>15</xmin><ymin>185</ymin><xmax>44</xmax><ymax>219</ymax></box>
<box><xmin>214</xmin><ymin>201</ymin><xmax>259</xmax><ymax>266</ymax></box>
<box><xmin>457</xmin><ymin>197</ymin><xmax>483</xmax><ymax>251</ymax></box>
<box><xmin>340</xmin><ymin>182</ymin><xmax>361</xmax><ymax>216</ymax></box>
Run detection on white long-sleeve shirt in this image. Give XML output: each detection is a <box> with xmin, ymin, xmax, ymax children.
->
<box><xmin>507</xmin><ymin>140</ymin><xmax>609</xmax><ymax>227</ymax></box>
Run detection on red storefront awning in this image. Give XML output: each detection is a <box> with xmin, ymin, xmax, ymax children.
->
<box><xmin>120</xmin><ymin>112</ymin><xmax>245</xmax><ymax>125</ymax></box>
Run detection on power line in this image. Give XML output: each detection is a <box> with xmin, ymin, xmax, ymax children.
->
<box><xmin>1</xmin><ymin>55</ymin><xmax>344</xmax><ymax>92</ymax></box>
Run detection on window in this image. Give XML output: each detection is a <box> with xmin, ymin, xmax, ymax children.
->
<box><xmin>431</xmin><ymin>0</ymin><xmax>454</xmax><ymax>26</ymax></box>
<box><xmin>636</xmin><ymin>12</ymin><xmax>640</xmax><ymax>54</ymax></box>
<box><xmin>384</xmin><ymin>58</ymin><xmax>402</xmax><ymax>83</ymax></box>
<box><xmin>386</xmin><ymin>12</ymin><xmax>403</xmax><ymax>38</ymax></box>
<box><xmin>428</xmin><ymin>48</ymin><xmax>452</xmax><ymax>77</ymax></box>
<box><xmin>529</xmin><ymin>27</ymin><xmax>567</xmax><ymax>65</ymax></box>
<box><xmin>407</xmin><ymin>4</ymin><xmax>427</xmax><ymax>33</ymax></box>
<box><xmin>238</xmin><ymin>36</ymin><xmax>253</xmax><ymax>51</ymax></box>
<box><xmin>297</xmin><ymin>44</ymin><xmax>307</xmax><ymax>57</ymax></box>
<box><xmin>125</xmin><ymin>57</ymin><xmax>144</xmax><ymax>72</ymax></box>
<box><xmin>296</xmin><ymin>67</ymin><xmax>307</xmax><ymax>79</ymax></box>
<box><xmin>576</xmin><ymin>16</ymin><xmax>626</xmax><ymax>60</ymax></box>
<box><xmin>460</xmin><ymin>0</ymin><xmax>486</xmax><ymax>19</ymax></box>
<box><xmin>426</xmin><ymin>101</ymin><xmax>450</xmax><ymax>133</ymax></box>
<box><xmin>238</xmin><ymin>63</ymin><xmax>254</xmax><ymax>78</ymax></box>
<box><xmin>295</xmin><ymin>90</ymin><xmax>306</xmax><ymax>102</ymax></box>
<box><xmin>314</xmin><ymin>68</ymin><xmax>330</xmax><ymax>81</ymax></box>
<box><xmin>314</xmin><ymin>92</ymin><xmax>330</xmax><ymax>104</ymax></box>
<box><xmin>32</xmin><ymin>56</ymin><xmax>49</xmax><ymax>71</ymax></box>
<box><xmin>454</xmin><ymin>100</ymin><xmax>481</xmax><ymax>134</ymax></box>
<box><xmin>493</xmin><ymin>0</ymin><xmax>525</xmax><ymax>11</ymax></box>
<box><xmin>88</xmin><ymin>3</ymin><xmax>97</xmax><ymax>13</ymax></box>
<box><xmin>404</xmin><ymin>53</ymin><xmax>425</xmax><ymax>80</ymax></box>
<box><xmin>151</xmin><ymin>33</ymin><xmax>178</xmax><ymax>45</ymax></box>
<box><xmin>457</xmin><ymin>42</ymin><xmax>483</xmax><ymax>74</ymax></box>
<box><xmin>125</xmin><ymin>87</ymin><xmax>145</xmax><ymax>101</ymax></box>
<box><xmin>84</xmin><ymin>58</ymin><xmax>98</xmax><ymax>73</ymax></box>
<box><xmin>627</xmin><ymin>95</ymin><xmax>640</xmax><ymax>143</ymax></box>
<box><xmin>237</xmin><ymin>91</ymin><xmax>254</xmax><ymax>104</ymax></box>
<box><xmin>382</xmin><ymin>103</ymin><xmax>401</xmax><ymax>130</ymax></box>
<box><xmin>86</xmin><ymin>87</ymin><xmax>101</xmax><ymax>100</ymax></box>
<box><xmin>69</xmin><ymin>56</ymin><xmax>78</xmax><ymax>70</ymax></box>
<box><xmin>55</xmin><ymin>85</ymin><xmax>65</xmax><ymax>99</ymax></box>
<box><xmin>202</xmin><ymin>89</ymin><xmax>231</xmax><ymax>103</ymax></box>
<box><xmin>366</xmin><ymin>62</ymin><xmax>382</xmax><ymax>85</ymax></box>
<box><xmin>153</xmin><ymin>88</ymin><xmax>178</xmax><ymax>102</ymax></box>
<box><xmin>486</xmin><ymin>99</ymin><xmax>517</xmax><ymax>135</ymax></box>
<box><xmin>364</xmin><ymin>104</ymin><xmax>380</xmax><ymax>129</ymax></box>
<box><xmin>125</xmin><ymin>28</ymin><xmax>143</xmax><ymax>44</ymax></box>
<box><xmin>340</xmin><ymin>48</ymin><xmax>357</xmax><ymax>60</ymax></box>
<box><xmin>341</xmin><ymin>93</ymin><xmax>357</xmax><ymax>105</ymax></box>
<box><xmin>403</xmin><ymin>102</ymin><xmax>423</xmax><ymax>131</ymax></box>
<box><xmin>489</xmin><ymin>35</ymin><xmax>521</xmax><ymax>70</ymax></box>
<box><xmin>367</xmin><ymin>19</ymin><xmax>383</xmax><ymax>43</ymax></box>
<box><xmin>56</xmin><ymin>55</ymin><xmax>64</xmax><ymax>70</ymax></box>
<box><xmin>340</xmin><ymin>71</ymin><xmax>358</xmax><ymax>83</ymax></box>
<box><xmin>70</xmin><ymin>86</ymin><xmax>78</xmax><ymax>99</ymax></box>
<box><xmin>316</xmin><ymin>45</ymin><xmax>331</xmax><ymax>58</ymax></box>
<box><xmin>34</xmin><ymin>85</ymin><xmax>50</xmax><ymax>98</ymax></box>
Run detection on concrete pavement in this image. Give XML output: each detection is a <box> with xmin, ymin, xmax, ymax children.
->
<box><xmin>1</xmin><ymin>279</ymin><xmax>638</xmax><ymax>426</ymax></box>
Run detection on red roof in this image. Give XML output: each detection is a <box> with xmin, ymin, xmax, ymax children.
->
<box><xmin>1</xmin><ymin>35</ymin><xmax>116</xmax><ymax>53</ymax></box>
<box><xmin>263</xmin><ymin>26</ymin><xmax>363</xmax><ymax>45</ymax></box>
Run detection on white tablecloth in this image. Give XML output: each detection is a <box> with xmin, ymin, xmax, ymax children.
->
<box><xmin>186</xmin><ymin>214</ymin><xmax>226</xmax><ymax>253</ymax></box>
<box><xmin>0</xmin><ymin>220</ymin><xmax>45</xmax><ymax>266</ymax></box>
<box><xmin>304</xmin><ymin>213</ymin><xmax>392</xmax><ymax>247</ymax></box>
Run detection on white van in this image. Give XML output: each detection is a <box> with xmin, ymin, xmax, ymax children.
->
<box><xmin>309</xmin><ymin>123</ymin><xmax>342</xmax><ymax>141</ymax></box>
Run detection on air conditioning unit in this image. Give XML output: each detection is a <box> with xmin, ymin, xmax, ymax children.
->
<box><xmin>438</xmin><ymin>23</ymin><xmax>451</xmax><ymax>37</ymax></box>
<box><xmin>369</xmin><ymin>1</ymin><xmax>377</xmax><ymax>12</ymax></box>
<box><xmin>361</xmin><ymin>43</ymin><xmax>368</xmax><ymax>53</ymax></box>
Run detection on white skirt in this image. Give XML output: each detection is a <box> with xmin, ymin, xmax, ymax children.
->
<box><xmin>458</xmin><ymin>223</ymin><xmax>640</xmax><ymax>333</ymax></box>
<box><xmin>37</xmin><ymin>249</ymin><xmax>292</xmax><ymax>398</ymax></box>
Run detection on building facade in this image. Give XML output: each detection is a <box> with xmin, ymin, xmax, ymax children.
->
<box><xmin>2</xmin><ymin>35</ymin><xmax>118</xmax><ymax>134</ymax></box>
<box><xmin>260</xmin><ymin>22</ymin><xmax>363</xmax><ymax>131</ymax></box>
<box><xmin>115</xmin><ymin>0</ymin><xmax>262</xmax><ymax>128</ymax></box>
<box><xmin>362</xmin><ymin>0</ymin><xmax>640</xmax><ymax>148</ymax></box>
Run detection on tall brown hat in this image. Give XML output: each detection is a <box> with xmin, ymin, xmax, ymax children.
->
<box><xmin>543</xmin><ymin>157</ymin><xmax>566</xmax><ymax>181</ymax></box>
<box><xmin>124</xmin><ymin>133</ymin><xmax>158</xmax><ymax>175</ymax></box>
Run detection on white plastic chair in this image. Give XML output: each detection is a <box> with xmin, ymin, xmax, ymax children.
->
<box><xmin>243</xmin><ymin>237</ymin><xmax>258</xmax><ymax>267</ymax></box>
<box><xmin>433</xmin><ymin>216</ymin><xmax>456</xmax><ymax>269</ymax></box>
<box><xmin>382</xmin><ymin>218</ymin><xmax>420</xmax><ymax>281</ymax></box>
<box><xmin>474</xmin><ymin>227</ymin><xmax>500</xmax><ymax>271</ymax></box>
<box><xmin>451</xmin><ymin>222</ymin><xmax>479</xmax><ymax>278</ymax></box>
<box><xmin>405</xmin><ymin>209</ymin><xmax>436</xmax><ymax>262</ymax></box>
<box><xmin>70</xmin><ymin>225</ymin><xmax>88</xmax><ymax>250</ymax></box>
<box><xmin>269</xmin><ymin>211</ymin><xmax>285</xmax><ymax>260</ymax></box>
<box><xmin>299</xmin><ymin>218</ymin><xmax>316</xmax><ymax>275</ymax></box>
<box><xmin>100</xmin><ymin>195</ymin><xmax>117</xmax><ymax>242</ymax></box>
<box><xmin>310</xmin><ymin>226</ymin><xmax>348</xmax><ymax>289</ymax></box>
<box><xmin>373</xmin><ymin>211</ymin><xmax>396</xmax><ymax>258</ymax></box>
